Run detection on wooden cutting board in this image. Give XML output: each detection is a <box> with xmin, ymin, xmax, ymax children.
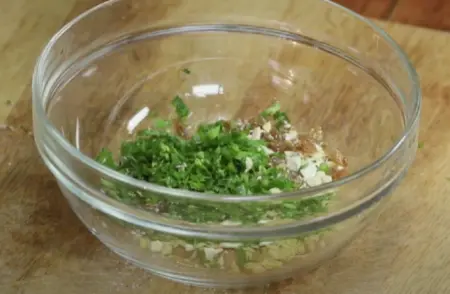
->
<box><xmin>1</xmin><ymin>1</ymin><xmax>450</xmax><ymax>294</ymax></box>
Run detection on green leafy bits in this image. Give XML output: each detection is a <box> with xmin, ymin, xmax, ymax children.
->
<box><xmin>95</xmin><ymin>99</ymin><xmax>334</xmax><ymax>224</ymax></box>
<box><xmin>172</xmin><ymin>95</ymin><xmax>191</xmax><ymax>119</ymax></box>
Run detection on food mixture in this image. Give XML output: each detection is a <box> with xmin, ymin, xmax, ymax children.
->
<box><xmin>96</xmin><ymin>96</ymin><xmax>348</xmax><ymax>273</ymax></box>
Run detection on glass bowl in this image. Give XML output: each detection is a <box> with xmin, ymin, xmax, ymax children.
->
<box><xmin>32</xmin><ymin>0</ymin><xmax>421</xmax><ymax>289</ymax></box>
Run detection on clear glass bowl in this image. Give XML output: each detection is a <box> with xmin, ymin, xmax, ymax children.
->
<box><xmin>32</xmin><ymin>0</ymin><xmax>420</xmax><ymax>289</ymax></box>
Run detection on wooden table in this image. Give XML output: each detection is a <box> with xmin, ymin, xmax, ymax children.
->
<box><xmin>2</xmin><ymin>1</ymin><xmax>450</xmax><ymax>293</ymax></box>
<box><xmin>336</xmin><ymin>0</ymin><xmax>450</xmax><ymax>31</ymax></box>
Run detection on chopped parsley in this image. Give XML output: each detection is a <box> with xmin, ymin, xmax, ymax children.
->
<box><xmin>261</xmin><ymin>102</ymin><xmax>281</xmax><ymax>117</ymax></box>
<box><xmin>260</xmin><ymin>102</ymin><xmax>289</xmax><ymax>128</ymax></box>
<box><xmin>318</xmin><ymin>163</ymin><xmax>330</xmax><ymax>174</ymax></box>
<box><xmin>182</xmin><ymin>68</ymin><xmax>191</xmax><ymax>74</ymax></box>
<box><xmin>273</xmin><ymin>110</ymin><xmax>290</xmax><ymax>128</ymax></box>
<box><xmin>96</xmin><ymin>99</ymin><xmax>333</xmax><ymax>224</ymax></box>
<box><xmin>171</xmin><ymin>95</ymin><xmax>190</xmax><ymax>119</ymax></box>
<box><xmin>96</xmin><ymin>148</ymin><xmax>117</xmax><ymax>169</ymax></box>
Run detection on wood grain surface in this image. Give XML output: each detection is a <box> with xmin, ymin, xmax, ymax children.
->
<box><xmin>333</xmin><ymin>0</ymin><xmax>397</xmax><ymax>18</ymax></box>
<box><xmin>391</xmin><ymin>0</ymin><xmax>450</xmax><ymax>31</ymax></box>
<box><xmin>1</xmin><ymin>1</ymin><xmax>450</xmax><ymax>294</ymax></box>
<box><xmin>337</xmin><ymin>0</ymin><xmax>450</xmax><ymax>31</ymax></box>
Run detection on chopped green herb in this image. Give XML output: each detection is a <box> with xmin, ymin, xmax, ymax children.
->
<box><xmin>153</xmin><ymin>119</ymin><xmax>171</xmax><ymax>129</ymax></box>
<box><xmin>172</xmin><ymin>95</ymin><xmax>190</xmax><ymax>119</ymax></box>
<box><xmin>418</xmin><ymin>141</ymin><xmax>424</xmax><ymax>149</ymax></box>
<box><xmin>318</xmin><ymin>163</ymin><xmax>330</xmax><ymax>174</ymax></box>
<box><xmin>207</xmin><ymin>124</ymin><xmax>222</xmax><ymax>139</ymax></box>
<box><xmin>259</xmin><ymin>102</ymin><xmax>289</xmax><ymax>128</ymax></box>
<box><xmin>96</xmin><ymin>100</ymin><xmax>334</xmax><ymax>224</ymax></box>
<box><xmin>260</xmin><ymin>102</ymin><xmax>281</xmax><ymax>117</ymax></box>
<box><xmin>182</xmin><ymin>68</ymin><xmax>191</xmax><ymax>74</ymax></box>
<box><xmin>273</xmin><ymin>111</ymin><xmax>289</xmax><ymax>128</ymax></box>
<box><xmin>95</xmin><ymin>148</ymin><xmax>116</xmax><ymax>169</ymax></box>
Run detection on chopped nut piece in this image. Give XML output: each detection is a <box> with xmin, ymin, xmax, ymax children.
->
<box><xmin>332</xmin><ymin>166</ymin><xmax>348</xmax><ymax>180</ymax></box>
<box><xmin>249</xmin><ymin>127</ymin><xmax>263</xmax><ymax>140</ymax></box>
<box><xmin>296</xmin><ymin>138</ymin><xmax>318</xmax><ymax>154</ymax></box>
<box><xmin>204</xmin><ymin>247</ymin><xmax>223</xmax><ymax>261</ymax></box>
<box><xmin>285</xmin><ymin>130</ymin><xmax>298</xmax><ymax>141</ymax></box>
<box><xmin>262</xmin><ymin>121</ymin><xmax>272</xmax><ymax>132</ymax></box>
<box><xmin>269</xmin><ymin>188</ymin><xmax>282</xmax><ymax>194</ymax></box>
<box><xmin>285</xmin><ymin>153</ymin><xmax>302</xmax><ymax>172</ymax></box>
<box><xmin>161</xmin><ymin>243</ymin><xmax>173</xmax><ymax>255</ymax></box>
<box><xmin>173</xmin><ymin>119</ymin><xmax>188</xmax><ymax>138</ymax></box>
<box><xmin>184</xmin><ymin>244</ymin><xmax>195</xmax><ymax>251</ymax></box>
<box><xmin>150</xmin><ymin>241</ymin><xmax>163</xmax><ymax>252</ymax></box>
<box><xmin>300</xmin><ymin>164</ymin><xmax>317</xmax><ymax>179</ymax></box>
<box><xmin>220</xmin><ymin>242</ymin><xmax>243</xmax><ymax>249</ymax></box>
<box><xmin>330</xmin><ymin>149</ymin><xmax>348</xmax><ymax>167</ymax></box>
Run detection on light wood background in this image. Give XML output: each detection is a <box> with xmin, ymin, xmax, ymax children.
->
<box><xmin>1</xmin><ymin>1</ymin><xmax>450</xmax><ymax>294</ymax></box>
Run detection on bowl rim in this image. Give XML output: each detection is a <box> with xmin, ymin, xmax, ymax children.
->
<box><xmin>32</xmin><ymin>0</ymin><xmax>421</xmax><ymax>202</ymax></box>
